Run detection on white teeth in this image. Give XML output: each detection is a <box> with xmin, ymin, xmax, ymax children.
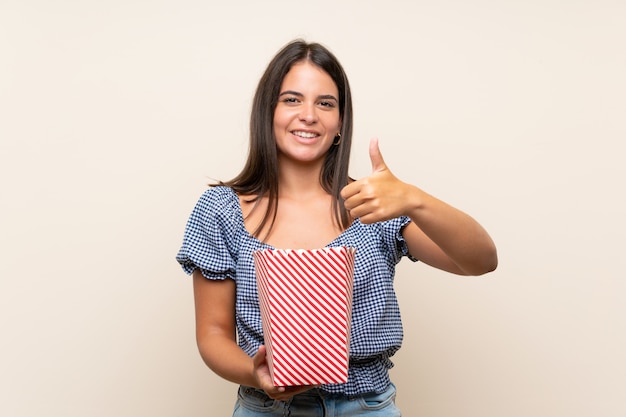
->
<box><xmin>293</xmin><ymin>131</ymin><xmax>318</xmax><ymax>138</ymax></box>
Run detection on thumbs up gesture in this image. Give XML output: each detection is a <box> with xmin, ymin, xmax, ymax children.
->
<box><xmin>341</xmin><ymin>138</ymin><xmax>414</xmax><ymax>224</ymax></box>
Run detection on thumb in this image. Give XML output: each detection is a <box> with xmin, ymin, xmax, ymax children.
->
<box><xmin>369</xmin><ymin>137</ymin><xmax>386</xmax><ymax>173</ymax></box>
<box><xmin>253</xmin><ymin>345</ymin><xmax>267</xmax><ymax>367</ymax></box>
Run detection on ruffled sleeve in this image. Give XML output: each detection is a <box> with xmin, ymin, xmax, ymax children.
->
<box><xmin>381</xmin><ymin>216</ymin><xmax>419</xmax><ymax>264</ymax></box>
<box><xmin>176</xmin><ymin>187</ymin><xmax>241</xmax><ymax>280</ymax></box>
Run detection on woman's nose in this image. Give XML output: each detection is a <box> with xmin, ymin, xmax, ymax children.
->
<box><xmin>299</xmin><ymin>103</ymin><xmax>318</xmax><ymax>124</ymax></box>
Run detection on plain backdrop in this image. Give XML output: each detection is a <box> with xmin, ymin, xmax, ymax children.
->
<box><xmin>1</xmin><ymin>1</ymin><xmax>625</xmax><ymax>416</ymax></box>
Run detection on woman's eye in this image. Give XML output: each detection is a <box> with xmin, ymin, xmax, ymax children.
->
<box><xmin>319</xmin><ymin>101</ymin><xmax>336</xmax><ymax>108</ymax></box>
<box><xmin>283</xmin><ymin>97</ymin><xmax>299</xmax><ymax>103</ymax></box>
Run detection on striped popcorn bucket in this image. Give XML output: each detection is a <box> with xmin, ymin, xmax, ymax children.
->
<box><xmin>253</xmin><ymin>247</ymin><xmax>356</xmax><ymax>387</ymax></box>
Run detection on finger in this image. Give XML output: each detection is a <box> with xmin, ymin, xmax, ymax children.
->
<box><xmin>340</xmin><ymin>181</ymin><xmax>360</xmax><ymax>201</ymax></box>
<box><xmin>369</xmin><ymin>137</ymin><xmax>387</xmax><ymax>173</ymax></box>
<box><xmin>356</xmin><ymin>212</ymin><xmax>379</xmax><ymax>225</ymax></box>
<box><xmin>253</xmin><ymin>345</ymin><xmax>267</xmax><ymax>367</ymax></box>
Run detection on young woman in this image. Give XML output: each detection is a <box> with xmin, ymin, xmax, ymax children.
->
<box><xmin>177</xmin><ymin>39</ymin><xmax>497</xmax><ymax>416</ymax></box>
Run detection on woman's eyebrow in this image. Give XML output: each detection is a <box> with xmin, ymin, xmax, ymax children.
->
<box><xmin>279</xmin><ymin>90</ymin><xmax>303</xmax><ymax>97</ymax></box>
<box><xmin>318</xmin><ymin>94</ymin><xmax>338</xmax><ymax>101</ymax></box>
<box><xmin>278</xmin><ymin>91</ymin><xmax>338</xmax><ymax>102</ymax></box>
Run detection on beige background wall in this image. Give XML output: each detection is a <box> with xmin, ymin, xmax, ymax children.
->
<box><xmin>1</xmin><ymin>0</ymin><xmax>624</xmax><ymax>416</ymax></box>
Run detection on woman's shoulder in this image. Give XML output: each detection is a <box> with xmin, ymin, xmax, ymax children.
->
<box><xmin>194</xmin><ymin>185</ymin><xmax>240</xmax><ymax>215</ymax></box>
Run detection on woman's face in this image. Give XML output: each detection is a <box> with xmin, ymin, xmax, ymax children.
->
<box><xmin>273</xmin><ymin>61</ymin><xmax>341</xmax><ymax>165</ymax></box>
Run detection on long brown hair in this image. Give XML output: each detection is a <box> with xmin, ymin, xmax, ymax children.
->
<box><xmin>219</xmin><ymin>39</ymin><xmax>354</xmax><ymax>239</ymax></box>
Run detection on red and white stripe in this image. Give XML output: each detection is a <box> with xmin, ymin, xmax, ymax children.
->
<box><xmin>254</xmin><ymin>247</ymin><xmax>356</xmax><ymax>386</ymax></box>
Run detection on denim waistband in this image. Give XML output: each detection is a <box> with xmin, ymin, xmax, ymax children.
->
<box><xmin>235</xmin><ymin>383</ymin><xmax>400</xmax><ymax>417</ymax></box>
<box><xmin>239</xmin><ymin>384</ymin><xmax>391</xmax><ymax>401</ymax></box>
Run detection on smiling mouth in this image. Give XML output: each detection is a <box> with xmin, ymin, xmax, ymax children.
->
<box><xmin>292</xmin><ymin>130</ymin><xmax>319</xmax><ymax>139</ymax></box>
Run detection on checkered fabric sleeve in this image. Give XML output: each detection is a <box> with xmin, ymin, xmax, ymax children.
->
<box><xmin>382</xmin><ymin>215</ymin><xmax>419</xmax><ymax>264</ymax></box>
<box><xmin>176</xmin><ymin>188</ymin><xmax>240</xmax><ymax>280</ymax></box>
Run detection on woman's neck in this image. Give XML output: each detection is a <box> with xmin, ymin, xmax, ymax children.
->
<box><xmin>276</xmin><ymin>158</ymin><xmax>327</xmax><ymax>198</ymax></box>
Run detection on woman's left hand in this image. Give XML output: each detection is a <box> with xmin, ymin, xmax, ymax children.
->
<box><xmin>341</xmin><ymin>137</ymin><xmax>414</xmax><ymax>224</ymax></box>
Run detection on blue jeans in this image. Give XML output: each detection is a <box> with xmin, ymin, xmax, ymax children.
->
<box><xmin>232</xmin><ymin>384</ymin><xmax>401</xmax><ymax>417</ymax></box>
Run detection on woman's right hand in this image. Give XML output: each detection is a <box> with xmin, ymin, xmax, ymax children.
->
<box><xmin>252</xmin><ymin>345</ymin><xmax>318</xmax><ymax>401</ymax></box>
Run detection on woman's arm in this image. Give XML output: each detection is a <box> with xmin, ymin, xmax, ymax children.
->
<box><xmin>341</xmin><ymin>138</ymin><xmax>498</xmax><ymax>276</ymax></box>
<box><xmin>192</xmin><ymin>270</ymin><xmax>315</xmax><ymax>400</ymax></box>
<box><xmin>192</xmin><ymin>271</ymin><xmax>256</xmax><ymax>383</ymax></box>
<box><xmin>397</xmin><ymin>192</ymin><xmax>497</xmax><ymax>275</ymax></box>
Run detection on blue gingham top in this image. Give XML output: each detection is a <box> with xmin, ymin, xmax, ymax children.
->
<box><xmin>176</xmin><ymin>186</ymin><xmax>416</xmax><ymax>396</ymax></box>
